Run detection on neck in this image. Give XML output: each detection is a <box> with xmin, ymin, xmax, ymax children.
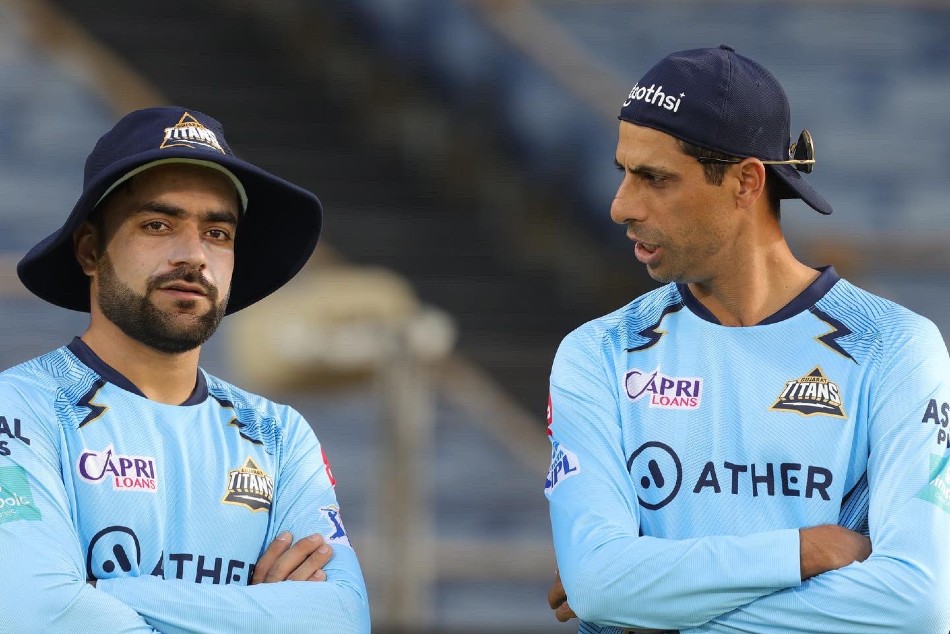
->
<box><xmin>81</xmin><ymin>318</ymin><xmax>201</xmax><ymax>405</ymax></box>
<box><xmin>687</xmin><ymin>234</ymin><xmax>818</xmax><ymax>327</ymax></box>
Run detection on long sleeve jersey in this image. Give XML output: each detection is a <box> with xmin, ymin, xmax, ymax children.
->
<box><xmin>0</xmin><ymin>338</ymin><xmax>370</xmax><ymax>634</ymax></box>
<box><xmin>546</xmin><ymin>267</ymin><xmax>950</xmax><ymax>633</ymax></box>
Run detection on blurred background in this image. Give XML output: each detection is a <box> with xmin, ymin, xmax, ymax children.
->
<box><xmin>1</xmin><ymin>0</ymin><xmax>949</xmax><ymax>632</ymax></box>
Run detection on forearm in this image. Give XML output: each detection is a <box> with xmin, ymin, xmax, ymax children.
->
<box><xmin>684</xmin><ymin>551</ymin><xmax>950</xmax><ymax>634</ymax></box>
<box><xmin>556</xmin><ymin>524</ymin><xmax>801</xmax><ymax>630</ymax></box>
<box><xmin>798</xmin><ymin>524</ymin><xmax>870</xmax><ymax>580</ymax></box>
<box><xmin>0</xmin><ymin>566</ymin><xmax>159</xmax><ymax>633</ymax></box>
<box><xmin>97</xmin><ymin>549</ymin><xmax>369</xmax><ymax>634</ymax></box>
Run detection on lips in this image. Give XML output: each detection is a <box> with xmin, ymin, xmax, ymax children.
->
<box><xmin>160</xmin><ymin>282</ymin><xmax>207</xmax><ymax>296</ymax></box>
<box><xmin>634</xmin><ymin>241</ymin><xmax>662</xmax><ymax>265</ymax></box>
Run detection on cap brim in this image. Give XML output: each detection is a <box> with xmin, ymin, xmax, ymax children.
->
<box><xmin>768</xmin><ymin>164</ymin><xmax>832</xmax><ymax>215</ymax></box>
<box><xmin>16</xmin><ymin>147</ymin><xmax>322</xmax><ymax>314</ymax></box>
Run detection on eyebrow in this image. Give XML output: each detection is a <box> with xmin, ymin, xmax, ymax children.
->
<box><xmin>137</xmin><ymin>201</ymin><xmax>239</xmax><ymax>225</ymax></box>
<box><xmin>615</xmin><ymin>159</ymin><xmax>677</xmax><ymax>178</ymax></box>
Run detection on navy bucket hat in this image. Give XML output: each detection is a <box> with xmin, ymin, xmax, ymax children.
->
<box><xmin>619</xmin><ymin>45</ymin><xmax>832</xmax><ymax>215</ymax></box>
<box><xmin>17</xmin><ymin>106</ymin><xmax>323</xmax><ymax>314</ymax></box>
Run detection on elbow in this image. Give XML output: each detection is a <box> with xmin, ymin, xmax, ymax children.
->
<box><xmin>561</xmin><ymin>562</ymin><xmax>619</xmax><ymax>624</ymax></box>
<box><xmin>304</xmin><ymin>582</ymin><xmax>371</xmax><ymax>634</ymax></box>
<box><xmin>561</xmin><ymin>555</ymin><xmax>689</xmax><ymax>630</ymax></box>
<box><xmin>901</xmin><ymin>599</ymin><xmax>949</xmax><ymax>634</ymax></box>
<box><xmin>907</xmin><ymin>583</ymin><xmax>950</xmax><ymax>633</ymax></box>
<box><xmin>1</xmin><ymin>592</ymin><xmax>75</xmax><ymax>632</ymax></box>
<box><xmin>884</xmin><ymin>562</ymin><xmax>950</xmax><ymax>633</ymax></box>
<box><xmin>340</xmin><ymin>594</ymin><xmax>372</xmax><ymax>634</ymax></box>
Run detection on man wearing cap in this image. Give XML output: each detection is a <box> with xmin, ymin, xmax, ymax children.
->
<box><xmin>0</xmin><ymin>107</ymin><xmax>370</xmax><ymax>633</ymax></box>
<box><xmin>544</xmin><ymin>46</ymin><xmax>950</xmax><ymax>633</ymax></box>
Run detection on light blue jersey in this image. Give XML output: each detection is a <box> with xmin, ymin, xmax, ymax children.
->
<box><xmin>0</xmin><ymin>338</ymin><xmax>370</xmax><ymax>634</ymax></box>
<box><xmin>546</xmin><ymin>267</ymin><xmax>950</xmax><ymax>633</ymax></box>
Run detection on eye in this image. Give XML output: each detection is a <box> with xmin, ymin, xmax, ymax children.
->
<box><xmin>206</xmin><ymin>228</ymin><xmax>233</xmax><ymax>241</ymax></box>
<box><xmin>143</xmin><ymin>220</ymin><xmax>170</xmax><ymax>232</ymax></box>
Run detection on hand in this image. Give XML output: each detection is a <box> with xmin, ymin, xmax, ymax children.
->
<box><xmin>251</xmin><ymin>532</ymin><xmax>333</xmax><ymax>584</ymax></box>
<box><xmin>799</xmin><ymin>524</ymin><xmax>871</xmax><ymax>580</ymax></box>
<box><xmin>547</xmin><ymin>567</ymin><xmax>577</xmax><ymax>623</ymax></box>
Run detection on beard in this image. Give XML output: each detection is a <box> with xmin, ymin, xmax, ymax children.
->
<box><xmin>95</xmin><ymin>253</ymin><xmax>228</xmax><ymax>354</ymax></box>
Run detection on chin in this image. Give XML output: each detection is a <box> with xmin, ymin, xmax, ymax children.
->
<box><xmin>645</xmin><ymin>266</ymin><xmax>676</xmax><ymax>285</ymax></box>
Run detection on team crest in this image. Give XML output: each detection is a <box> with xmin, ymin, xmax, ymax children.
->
<box><xmin>770</xmin><ymin>367</ymin><xmax>846</xmax><ymax>418</ymax></box>
<box><xmin>161</xmin><ymin>112</ymin><xmax>225</xmax><ymax>153</ymax></box>
<box><xmin>222</xmin><ymin>457</ymin><xmax>274</xmax><ymax>512</ymax></box>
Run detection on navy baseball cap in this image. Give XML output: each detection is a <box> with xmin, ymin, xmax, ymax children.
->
<box><xmin>619</xmin><ymin>45</ymin><xmax>832</xmax><ymax>215</ymax></box>
<box><xmin>17</xmin><ymin>106</ymin><xmax>323</xmax><ymax>314</ymax></box>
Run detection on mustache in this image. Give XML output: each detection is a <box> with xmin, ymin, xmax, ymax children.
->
<box><xmin>147</xmin><ymin>266</ymin><xmax>218</xmax><ymax>301</ymax></box>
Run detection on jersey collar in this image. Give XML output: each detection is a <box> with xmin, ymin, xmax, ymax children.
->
<box><xmin>677</xmin><ymin>265</ymin><xmax>840</xmax><ymax>325</ymax></box>
<box><xmin>66</xmin><ymin>336</ymin><xmax>209</xmax><ymax>405</ymax></box>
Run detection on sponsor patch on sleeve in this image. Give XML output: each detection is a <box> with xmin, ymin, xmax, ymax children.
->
<box><xmin>0</xmin><ymin>415</ymin><xmax>31</xmax><ymax>457</ymax></box>
<box><xmin>921</xmin><ymin>398</ymin><xmax>950</xmax><ymax>449</ymax></box>
<box><xmin>319</xmin><ymin>504</ymin><xmax>351</xmax><ymax>546</ymax></box>
<box><xmin>321</xmin><ymin>447</ymin><xmax>337</xmax><ymax>487</ymax></box>
<box><xmin>544</xmin><ymin>441</ymin><xmax>581</xmax><ymax>496</ymax></box>
<box><xmin>0</xmin><ymin>465</ymin><xmax>42</xmax><ymax>524</ymax></box>
<box><xmin>545</xmin><ymin>394</ymin><xmax>553</xmax><ymax>436</ymax></box>
<box><xmin>917</xmin><ymin>453</ymin><xmax>950</xmax><ymax>514</ymax></box>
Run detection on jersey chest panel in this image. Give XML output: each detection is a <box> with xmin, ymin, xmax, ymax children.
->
<box><xmin>62</xmin><ymin>383</ymin><xmax>275</xmax><ymax>585</ymax></box>
<box><xmin>616</xmin><ymin>311</ymin><xmax>869</xmax><ymax>538</ymax></box>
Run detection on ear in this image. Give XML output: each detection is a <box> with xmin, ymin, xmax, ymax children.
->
<box><xmin>734</xmin><ymin>158</ymin><xmax>767</xmax><ymax>210</ymax></box>
<box><xmin>74</xmin><ymin>222</ymin><xmax>100</xmax><ymax>276</ymax></box>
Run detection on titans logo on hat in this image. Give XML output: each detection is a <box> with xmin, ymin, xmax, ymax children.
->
<box><xmin>160</xmin><ymin>112</ymin><xmax>225</xmax><ymax>154</ymax></box>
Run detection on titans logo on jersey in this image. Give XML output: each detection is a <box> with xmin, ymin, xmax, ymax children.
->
<box><xmin>222</xmin><ymin>458</ymin><xmax>274</xmax><ymax>512</ymax></box>
<box><xmin>769</xmin><ymin>367</ymin><xmax>846</xmax><ymax>418</ymax></box>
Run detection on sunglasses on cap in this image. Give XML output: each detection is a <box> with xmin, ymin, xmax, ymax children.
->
<box><xmin>696</xmin><ymin>129</ymin><xmax>816</xmax><ymax>174</ymax></box>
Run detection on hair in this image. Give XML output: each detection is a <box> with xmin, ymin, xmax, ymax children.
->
<box><xmin>676</xmin><ymin>139</ymin><xmax>781</xmax><ymax>219</ymax></box>
<box><xmin>84</xmin><ymin>178</ymin><xmax>135</xmax><ymax>254</ymax></box>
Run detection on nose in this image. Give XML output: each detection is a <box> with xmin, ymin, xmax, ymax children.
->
<box><xmin>168</xmin><ymin>226</ymin><xmax>207</xmax><ymax>268</ymax></box>
<box><xmin>609</xmin><ymin>176</ymin><xmax>646</xmax><ymax>226</ymax></box>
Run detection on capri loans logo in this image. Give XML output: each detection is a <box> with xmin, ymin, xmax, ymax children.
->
<box><xmin>0</xmin><ymin>465</ymin><xmax>41</xmax><ymax>524</ymax></box>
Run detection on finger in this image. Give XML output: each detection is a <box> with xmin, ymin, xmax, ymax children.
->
<box><xmin>265</xmin><ymin>533</ymin><xmax>325</xmax><ymax>583</ymax></box>
<box><xmin>555</xmin><ymin>602</ymin><xmax>577</xmax><ymax>623</ymax></box>
<box><xmin>547</xmin><ymin>567</ymin><xmax>567</xmax><ymax>609</ymax></box>
<box><xmin>251</xmin><ymin>532</ymin><xmax>292</xmax><ymax>585</ymax></box>
<box><xmin>547</xmin><ymin>580</ymin><xmax>567</xmax><ymax>609</ymax></box>
<box><xmin>287</xmin><ymin>543</ymin><xmax>334</xmax><ymax>582</ymax></box>
<box><xmin>308</xmin><ymin>569</ymin><xmax>327</xmax><ymax>582</ymax></box>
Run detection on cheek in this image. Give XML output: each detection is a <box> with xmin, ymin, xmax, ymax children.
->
<box><xmin>104</xmin><ymin>251</ymin><xmax>152</xmax><ymax>287</ymax></box>
<box><xmin>208</xmin><ymin>251</ymin><xmax>235</xmax><ymax>289</ymax></box>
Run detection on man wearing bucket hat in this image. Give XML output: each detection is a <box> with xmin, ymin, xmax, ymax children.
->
<box><xmin>545</xmin><ymin>46</ymin><xmax>950</xmax><ymax>633</ymax></box>
<box><xmin>0</xmin><ymin>107</ymin><xmax>370</xmax><ymax>633</ymax></box>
